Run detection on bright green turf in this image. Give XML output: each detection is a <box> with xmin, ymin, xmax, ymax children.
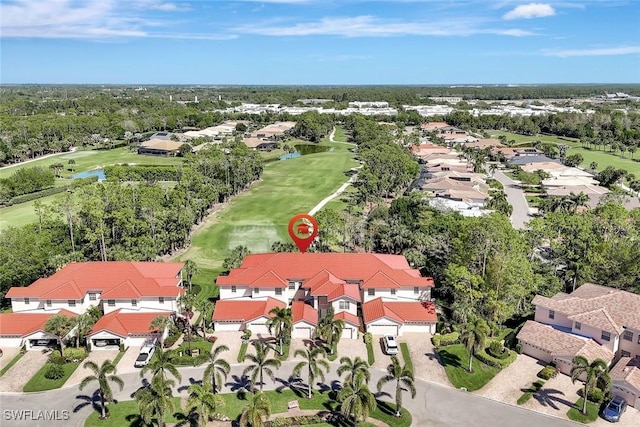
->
<box><xmin>0</xmin><ymin>193</ymin><xmax>61</xmax><ymax>230</ymax></box>
<box><xmin>333</xmin><ymin>126</ymin><xmax>348</xmax><ymax>143</ymax></box>
<box><xmin>177</xmin><ymin>140</ymin><xmax>357</xmax><ymax>270</ymax></box>
<box><xmin>488</xmin><ymin>131</ymin><xmax>640</xmax><ymax>174</ymax></box>
<box><xmin>0</xmin><ymin>147</ymin><xmax>183</xmax><ymax>180</ymax></box>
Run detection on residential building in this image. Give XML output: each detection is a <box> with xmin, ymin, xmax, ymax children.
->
<box><xmin>213</xmin><ymin>253</ymin><xmax>436</xmax><ymax>338</ymax></box>
<box><xmin>137</xmin><ymin>139</ymin><xmax>184</xmax><ymax>156</ymax></box>
<box><xmin>0</xmin><ymin>310</ymin><xmax>78</xmax><ymax>350</ymax></box>
<box><xmin>86</xmin><ymin>309</ymin><xmax>170</xmax><ymax>350</ymax></box>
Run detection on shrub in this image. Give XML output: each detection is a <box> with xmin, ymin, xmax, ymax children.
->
<box><xmin>119</xmin><ymin>343</ymin><xmax>125</xmax><ymax>352</ymax></box>
<box><xmin>537</xmin><ymin>365</ymin><xmax>559</xmax><ymax>380</ymax></box>
<box><xmin>48</xmin><ymin>351</ymin><xmax>66</xmax><ymax>365</ymax></box>
<box><xmin>237</xmin><ymin>342</ymin><xmax>248</xmax><ymax>363</ymax></box>
<box><xmin>63</xmin><ymin>347</ymin><xmax>87</xmax><ymax>362</ymax></box>
<box><xmin>487</xmin><ymin>341</ymin><xmax>509</xmax><ymax>359</ymax></box>
<box><xmin>475</xmin><ymin>347</ymin><xmax>517</xmax><ymax>369</ymax></box>
<box><xmin>431</xmin><ymin>332</ymin><xmax>460</xmax><ymax>347</ymax></box>
<box><xmin>164</xmin><ymin>334</ymin><xmax>180</xmax><ymax>348</ymax></box>
<box><xmin>578</xmin><ymin>387</ymin><xmax>605</xmax><ymax>403</ymax></box>
<box><xmin>515</xmin><ymin>343</ymin><xmax>522</xmax><ymax>354</ymax></box>
<box><xmin>7</xmin><ymin>185</ymin><xmax>68</xmax><ymax>206</ymax></box>
<box><xmin>207</xmin><ymin>336</ymin><xmax>217</xmax><ymax>343</ymax></box>
<box><xmin>86</xmin><ymin>342</ymin><xmax>92</xmax><ymax>352</ymax></box>
<box><xmin>170</xmin><ymin>354</ymin><xmax>208</xmax><ymax>366</ymax></box>
<box><xmin>44</xmin><ymin>364</ymin><xmax>65</xmax><ymax>380</ymax></box>
<box><xmin>363</xmin><ymin>332</ymin><xmax>372</xmax><ymax>344</ymax></box>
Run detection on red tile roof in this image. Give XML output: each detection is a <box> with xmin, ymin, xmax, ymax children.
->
<box><xmin>217</xmin><ymin>253</ymin><xmax>433</xmax><ymax>289</ymax></box>
<box><xmin>88</xmin><ymin>309</ymin><xmax>170</xmax><ymax>338</ymax></box>
<box><xmin>304</xmin><ymin>270</ymin><xmax>361</xmax><ymax>302</ymax></box>
<box><xmin>212</xmin><ymin>297</ymin><xmax>285</xmax><ymax>323</ymax></box>
<box><xmin>0</xmin><ymin>309</ymin><xmax>77</xmax><ymax>336</ymax></box>
<box><xmin>249</xmin><ymin>271</ymin><xmax>288</xmax><ymax>289</ymax></box>
<box><xmin>362</xmin><ymin>298</ymin><xmax>437</xmax><ymax>324</ymax></box>
<box><xmin>334</xmin><ymin>311</ymin><xmax>361</xmax><ymax>327</ymax></box>
<box><xmin>291</xmin><ymin>301</ymin><xmax>318</xmax><ymax>326</ymax></box>
<box><xmin>6</xmin><ymin>262</ymin><xmax>184</xmax><ymax>300</ymax></box>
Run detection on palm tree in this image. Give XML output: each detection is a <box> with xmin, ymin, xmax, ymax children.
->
<box><xmin>44</xmin><ymin>313</ymin><xmax>75</xmax><ymax>357</ymax></box>
<box><xmin>149</xmin><ymin>315</ymin><xmax>171</xmax><ymax>348</ymax></box>
<box><xmin>243</xmin><ymin>341</ymin><xmax>282</xmax><ymax>391</ymax></box>
<box><xmin>134</xmin><ymin>375</ymin><xmax>175</xmax><ymax>427</ymax></box>
<box><xmin>239</xmin><ymin>392</ymin><xmax>271</xmax><ymax>427</ymax></box>
<box><xmin>266</xmin><ymin>306</ymin><xmax>292</xmax><ymax>356</ymax></box>
<box><xmin>140</xmin><ymin>349</ymin><xmax>182</xmax><ymax>384</ymax></box>
<box><xmin>203</xmin><ymin>344</ymin><xmax>231</xmax><ymax>394</ymax></box>
<box><xmin>460</xmin><ymin>318</ymin><xmax>490</xmax><ymax>373</ymax></box>
<box><xmin>570</xmin><ymin>356</ymin><xmax>612</xmax><ymax>415</ymax></box>
<box><xmin>195</xmin><ymin>299</ymin><xmax>214</xmax><ymax>336</ymax></box>
<box><xmin>292</xmin><ymin>346</ymin><xmax>330</xmax><ymax>398</ymax></box>
<box><xmin>68</xmin><ymin>159</ymin><xmax>76</xmax><ymax>172</ymax></box>
<box><xmin>74</xmin><ymin>312</ymin><xmax>96</xmax><ymax>348</ymax></box>
<box><xmin>337</xmin><ymin>356</ymin><xmax>371</xmax><ymax>389</ymax></box>
<box><xmin>185</xmin><ymin>383</ymin><xmax>224</xmax><ymax>427</ymax></box>
<box><xmin>376</xmin><ymin>356</ymin><xmax>416</xmax><ymax>417</ymax></box>
<box><xmin>183</xmin><ymin>259</ymin><xmax>199</xmax><ymax>292</ymax></box>
<box><xmin>337</xmin><ymin>381</ymin><xmax>376</xmax><ymax>427</ymax></box>
<box><xmin>316</xmin><ymin>307</ymin><xmax>344</xmax><ymax>355</ymax></box>
<box><xmin>78</xmin><ymin>359</ymin><xmax>124</xmax><ymax>419</ymax></box>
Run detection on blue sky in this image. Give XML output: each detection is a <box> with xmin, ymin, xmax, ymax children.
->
<box><xmin>1</xmin><ymin>0</ymin><xmax>639</xmax><ymax>84</ymax></box>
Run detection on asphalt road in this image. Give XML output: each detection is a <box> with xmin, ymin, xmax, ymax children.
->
<box><xmin>492</xmin><ymin>170</ymin><xmax>531</xmax><ymax>229</ymax></box>
<box><xmin>0</xmin><ymin>361</ymin><xmax>579</xmax><ymax>427</ymax></box>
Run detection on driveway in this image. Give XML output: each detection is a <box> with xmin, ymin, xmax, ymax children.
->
<box><xmin>522</xmin><ymin>370</ymin><xmax>582</xmax><ymax>418</ymax></box>
<box><xmin>0</xmin><ymin>350</ymin><xmax>49</xmax><ymax>392</ymax></box>
<box><xmin>212</xmin><ymin>331</ymin><xmax>243</xmax><ymax>364</ymax></box>
<box><xmin>114</xmin><ymin>346</ymin><xmax>140</xmax><ymax>375</ymax></box>
<box><xmin>399</xmin><ymin>333</ymin><xmax>449</xmax><ymax>386</ymax></box>
<box><xmin>335</xmin><ymin>336</ymin><xmax>367</xmax><ymax>362</ymax></box>
<box><xmin>492</xmin><ymin>170</ymin><xmax>531</xmax><ymax>229</ymax></box>
<box><xmin>64</xmin><ymin>349</ymin><xmax>119</xmax><ymax>387</ymax></box>
<box><xmin>0</xmin><ymin>347</ymin><xmax>20</xmax><ymax>372</ymax></box>
<box><xmin>475</xmin><ymin>354</ymin><xmax>545</xmax><ymax>404</ymax></box>
<box><xmin>369</xmin><ymin>335</ymin><xmax>396</xmax><ymax>370</ymax></box>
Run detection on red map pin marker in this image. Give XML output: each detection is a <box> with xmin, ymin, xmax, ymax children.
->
<box><xmin>288</xmin><ymin>214</ymin><xmax>319</xmax><ymax>253</ymax></box>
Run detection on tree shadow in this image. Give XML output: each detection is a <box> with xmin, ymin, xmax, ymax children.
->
<box><xmin>374</xmin><ymin>391</ymin><xmax>391</xmax><ymax>399</ymax></box>
<box><xmin>226</xmin><ymin>374</ymin><xmax>251</xmax><ymax>399</ymax></box>
<box><xmin>437</xmin><ymin>349</ymin><xmax>461</xmax><ymax>368</ymax></box>
<box><xmin>533</xmin><ymin>388</ymin><xmax>573</xmax><ymax>410</ymax></box>
<box><xmin>275</xmin><ymin>375</ymin><xmax>306</xmax><ymax>397</ymax></box>
<box><xmin>177</xmin><ymin>377</ymin><xmax>202</xmax><ymax>393</ymax></box>
<box><xmin>125</xmin><ymin>413</ymin><xmax>148</xmax><ymax>427</ymax></box>
<box><xmin>376</xmin><ymin>400</ymin><xmax>397</xmax><ymax>417</ymax></box>
<box><xmin>424</xmin><ymin>351</ymin><xmax>439</xmax><ymax>361</ymax></box>
<box><xmin>129</xmin><ymin>378</ymin><xmax>150</xmax><ymax>399</ymax></box>
<box><xmin>173</xmin><ymin>409</ymin><xmax>198</xmax><ymax>427</ymax></box>
<box><xmin>73</xmin><ymin>389</ymin><xmax>102</xmax><ymax>414</ymax></box>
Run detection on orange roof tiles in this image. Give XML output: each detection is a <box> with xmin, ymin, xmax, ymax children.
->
<box><xmin>88</xmin><ymin>309</ymin><xmax>170</xmax><ymax>337</ymax></box>
<box><xmin>217</xmin><ymin>253</ymin><xmax>433</xmax><ymax>289</ymax></box>
<box><xmin>249</xmin><ymin>271</ymin><xmax>288</xmax><ymax>289</ymax></box>
<box><xmin>6</xmin><ymin>261</ymin><xmax>184</xmax><ymax>300</ymax></box>
<box><xmin>334</xmin><ymin>311</ymin><xmax>361</xmax><ymax>327</ymax></box>
<box><xmin>212</xmin><ymin>297</ymin><xmax>285</xmax><ymax>323</ymax></box>
<box><xmin>363</xmin><ymin>298</ymin><xmax>437</xmax><ymax>324</ymax></box>
<box><xmin>0</xmin><ymin>309</ymin><xmax>77</xmax><ymax>336</ymax></box>
<box><xmin>292</xmin><ymin>301</ymin><xmax>318</xmax><ymax>326</ymax></box>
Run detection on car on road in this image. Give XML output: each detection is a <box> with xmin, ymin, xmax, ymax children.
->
<box><xmin>601</xmin><ymin>395</ymin><xmax>627</xmax><ymax>423</ymax></box>
<box><xmin>383</xmin><ymin>335</ymin><xmax>399</xmax><ymax>355</ymax></box>
<box><xmin>134</xmin><ymin>344</ymin><xmax>156</xmax><ymax>368</ymax></box>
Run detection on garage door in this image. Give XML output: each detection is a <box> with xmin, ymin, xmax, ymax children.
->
<box><xmin>248</xmin><ymin>322</ymin><xmax>269</xmax><ymax>335</ymax></box>
<box><xmin>341</xmin><ymin>327</ymin><xmax>356</xmax><ymax>339</ymax></box>
<box><xmin>367</xmin><ymin>324</ymin><xmax>398</xmax><ymax>336</ymax></box>
<box><xmin>293</xmin><ymin>327</ymin><xmax>313</xmax><ymax>339</ymax></box>
<box><xmin>214</xmin><ymin>321</ymin><xmax>243</xmax><ymax>331</ymax></box>
<box><xmin>612</xmin><ymin>385</ymin><xmax>638</xmax><ymax>409</ymax></box>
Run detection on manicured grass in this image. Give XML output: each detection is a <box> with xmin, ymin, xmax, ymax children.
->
<box><xmin>170</xmin><ymin>339</ymin><xmax>212</xmax><ymax>356</ymax></box>
<box><xmin>366</xmin><ymin>340</ymin><xmax>375</xmax><ymax>366</ymax></box>
<box><xmin>333</xmin><ymin>126</ymin><xmax>349</xmax><ymax>143</ymax></box>
<box><xmin>84</xmin><ymin>397</ymin><xmax>182</xmax><ymax>427</ymax></box>
<box><xmin>112</xmin><ymin>350</ymin><xmax>126</xmax><ymax>367</ymax></box>
<box><xmin>23</xmin><ymin>362</ymin><xmax>80</xmax><ymax>392</ymax></box>
<box><xmin>399</xmin><ymin>343</ymin><xmax>413</xmax><ymax>373</ymax></box>
<box><xmin>179</xmin><ymin>140</ymin><xmax>357</xmax><ymax>270</ymax></box>
<box><xmin>567</xmin><ymin>398</ymin><xmax>600</xmax><ymax>423</ymax></box>
<box><xmin>0</xmin><ymin>192</ymin><xmax>61</xmax><ymax>230</ymax></box>
<box><xmin>189</xmin><ymin>267</ymin><xmax>220</xmax><ymax>302</ymax></box>
<box><xmin>275</xmin><ymin>344</ymin><xmax>290</xmax><ymax>361</ymax></box>
<box><xmin>438</xmin><ymin>344</ymin><xmax>500</xmax><ymax>392</ymax></box>
<box><xmin>0</xmin><ymin>147</ymin><xmax>183</xmax><ymax>180</ymax></box>
<box><xmin>0</xmin><ymin>352</ymin><xmax>24</xmax><ymax>377</ymax></box>
<box><xmin>237</xmin><ymin>341</ymin><xmax>248</xmax><ymax>362</ymax></box>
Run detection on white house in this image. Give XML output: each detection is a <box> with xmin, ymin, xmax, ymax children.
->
<box><xmin>87</xmin><ymin>309</ymin><xmax>169</xmax><ymax>350</ymax></box>
<box><xmin>0</xmin><ymin>310</ymin><xmax>77</xmax><ymax>350</ymax></box>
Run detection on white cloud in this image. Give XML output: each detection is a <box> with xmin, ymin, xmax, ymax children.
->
<box><xmin>543</xmin><ymin>46</ymin><xmax>640</xmax><ymax>57</ymax></box>
<box><xmin>503</xmin><ymin>3</ymin><xmax>555</xmax><ymax>20</ymax></box>
<box><xmin>234</xmin><ymin>15</ymin><xmax>535</xmax><ymax>37</ymax></box>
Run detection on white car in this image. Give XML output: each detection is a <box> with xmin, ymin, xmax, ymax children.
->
<box><xmin>134</xmin><ymin>344</ymin><xmax>156</xmax><ymax>368</ymax></box>
<box><xmin>383</xmin><ymin>335</ymin><xmax>399</xmax><ymax>355</ymax></box>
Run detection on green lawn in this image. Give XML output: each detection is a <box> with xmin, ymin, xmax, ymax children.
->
<box><xmin>84</xmin><ymin>389</ymin><xmax>410</xmax><ymax>427</ymax></box>
<box><xmin>399</xmin><ymin>343</ymin><xmax>413</xmax><ymax>373</ymax></box>
<box><xmin>0</xmin><ymin>192</ymin><xmax>61</xmax><ymax>230</ymax></box>
<box><xmin>23</xmin><ymin>362</ymin><xmax>80</xmax><ymax>392</ymax></box>
<box><xmin>567</xmin><ymin>398</ymin><xmax>600</xmax><ymax>423</ymax></box>
<box><xmin>437</xmin><ymin>344</ymin><xmax>500</xmax><ymax>391</ymax></box>
<box><xmin>0</xmin><ymin>352</ymin><xmax>24</xmax><ymax>377</ymax></box>
<box><xmin>177</xmin><ymin>139</ymin><xmax>358</xmax><ymax>270</ymax></box>
<box><xmin>488</xmin><ymin>130</ymin><xmax>640</xmax><ymax>175</ymax></box>
<box><xmin>0</xmin><ymin>147</ymin><xmax>183</xmax><ymax>180</ymax></box>
<box><xmin>112</xmin><ymin>350</ymin><xmax>126</xmax><ymax>367</ymax></box>
<box><xmin>333</xmin><ymin>126</ymin><xmax>349</xmax><ymax>143</ymax></box>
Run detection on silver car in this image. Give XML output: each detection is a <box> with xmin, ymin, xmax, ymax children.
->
<box><xmin>383</xmin><ymin>335</ymin><xmax>399</xmax><ymax>355</ymax></box>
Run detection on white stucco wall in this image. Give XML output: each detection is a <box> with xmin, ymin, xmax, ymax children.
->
<box><xmin>366</xmin><ymin>319</ymin><xmax>400</xmax><ymax>336</ymax></box>
<box><xmin>362</xmin><ymin>287</ymin><xmax>431</xmax><ymax>303</ymax></box>
<box><xmin>331</xmin><ymin>298</ymin><xmax>358</xmax><ymax>316</ymax></box>
<box><xmin>213</xmin><ymin>321</ymin><xmax>243</xmax><ymax>332</ymax></box>
<box><xmin>219</xmin><ymin>286</ymin><xmax>251</xmax><ymax>300</ymax></box>
<box><xmin>400</xmin><ymin>323</ymin><xmax>436</xmax><ymax>334</ymax></box>
<box><xmin>292</xmin><ymin>322</ymin><xmax>315</xmax><ymax>339</ymax></box>
<box><xmin>619</xmin><ymin>327</ymin><xmax>640</xmax><ymax>358</ymax></box>
<box><xmin>534</xmin><ymin>306</ymin><xmax>572</xmax><ymax>328</ymax></box>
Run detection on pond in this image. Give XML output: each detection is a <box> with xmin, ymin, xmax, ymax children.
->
<box><xmin>70</xmin><ymin>169</ymin><xmax>105</xmax><ymax>180</ymax></box>
<box><xmin>279</xmin><ymin>144</ymin><xmax>333</xmax><ymax>160</ymax></box>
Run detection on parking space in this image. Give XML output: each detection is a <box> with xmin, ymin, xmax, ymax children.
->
<box><xmin>64</xmin><ymin>349</ymin><xmax>119</xmax><ymax>387</ymax></box>
<box><xmin>211</xmin><ymin>331</ymin><xmax>243</xmax><ymax>364</ymax></box>
<box><xmin>521</xmin><ymin>369</ymin><xmax>582</xmax><ymax>418</ymax></box>
<box><xmin>369</xmin><ymin>335</ymin><xmax>395</xmax><ymax>370</ymax></box>
<box><xmin>0</xmin><ymin>349</ymin><xmax>49</xmax><ymax>392</ymax></box>
<box><xmin>335</xmin><ymin>335</ymin><xmax>367</xmax><ymax>362</ymax></box>
<box><xmin>476</xmin><ymin>354</ymin><xmax>545</xmax><ymax>403</ymax></box>
<box><xmin>0</xmin><ymin>347</ymin><xmax>20</xmax><ymax>372</ymax></box>
<box><xmin>114</xmin><ymin>346</ymin><xmax>141</xmax><ymax>374</ymax></box>
<box><xmin>399</xmin><ymin>333</ymin><xmax>449</xmax><ymax>385</ymax></box>
<box><xmin>593</xmin><ymin>405</ymin><xmax>640</xmax><ymax>427</ymax></box>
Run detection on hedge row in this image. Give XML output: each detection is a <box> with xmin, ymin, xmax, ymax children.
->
<box><xmin>104</xmin><ymin>165</ymin><xmax>181</xmax><ymax>181</ymax></box>
<box><xmin>476</xmin><ymin>345</ymin><xmax>517</xmax><ymax>369</ymax></box>
<box><xmin>6</xmin><ymin>185</ymin><xmax>67</xmax><ymax>206</ymax></box>
<box><xmin>431</xmin><ymin>332</ymin><xmax>460</xmax><ymax>347</ymax></box>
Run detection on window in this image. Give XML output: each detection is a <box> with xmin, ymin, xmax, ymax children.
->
<box><xmin>275</xmin><ymin>288</ymin><xmax>282</xmax><ymax>296</ymax></box>
<box><xmin>391</xmin><ymin>289</ymin><xmax>396</xmax><ymax>295</ymax></box>
<box><xmin>158</xmin><ymin>297</ymin><xmax>165</xmax><ymax>304</ymax></box>
<box><xmin>574</xmin><ymin>322</ymin><xmax>581</xmax><ymax>330</ymax></box>
<box><xmin>107</xmin><ymin>299</ymin><xmax>115</xmax><ymax>307</ymax></box>
<box><xmin>131</xmin><ymin>299</ymin><xmax>137</xmax><ymax>307</ymax></box>
<box><xmin>24</xmin><ymin>298</ymin><xmax>30</xmax><ymax>305</ymax></box>
<box><xmin>414</xmin><ymin>287</ymin><xmax>419</xmax><ymax>295</ymax></box>
<box><xmin>46</xmin><ymin>300</ymin><xmax>52</xmax><ymax>307</ymax></box>
<box><xmin>68</xmin><ymin>300</ymin><xmax>76</xmax><ymax>307</ymax></box>
<box><xmin>621</xmin><ymin>350</ymin><xmax>631</xmax><ymax>357</ymax></box>
<box><xmin>548</xmin><ymin>310</ymin><xmax>555</xmax><ymax>319</ymax></box>
<box><xmin>368</xmin><ymin>289</ymin><xmax>375</xmax><ymax>296</ymax></box>
<box><xmin>89</xmin><ymin>293</ymin><xmax>96</xmax><ymax>301</ymax></box>
<box><xmin>623</xmin><ymin>330</ymin><xmax>633</xmax><ymax>341</ymax></box>
<box><xmin>288</xmin><ymin>282</ymin><xmax>296</xmax><ymax>290</ymax></box>
<box><xmin>231</xmin><ymin>286</ymin><xmax>237</xmax><ymax>293</ymax></box>
<box><xmin>339</xmin><ymin>301</ymin><xmax>350</xmax><ymax>310</ymax></box>
<box><xmin>254</xmin><ymin>288</ymin><xmax>260</xmax><ymax>294</ymax></box>
<box><xmin>601</xmin><ymin>331</ymin><xmax>611</xmax><ymax>342</ymax></box>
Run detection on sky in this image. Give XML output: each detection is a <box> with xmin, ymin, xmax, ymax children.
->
<box><xmin>1</xmin><ymin>0</ymin><xmax>639</xmax><ymax>85</ymax></box>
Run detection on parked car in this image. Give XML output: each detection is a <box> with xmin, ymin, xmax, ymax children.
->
<box><xmin>134</xmin><ymin>344</ymin><xmax>156</xmax><ymax>368</ymax></box>
<box><xmin>383</xmin><ymin>335</ymin><xmax>399</xmax><ymax>355</ymax></box>
<box><xmin>93</xmin><ymin>340</ymin><xmax>108</xmax><ymax>347</ymax></box>
<box><xmin>601</xmin><ymin>395</ymin><xmax>627</xmax><ymax>423</ymax></box>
